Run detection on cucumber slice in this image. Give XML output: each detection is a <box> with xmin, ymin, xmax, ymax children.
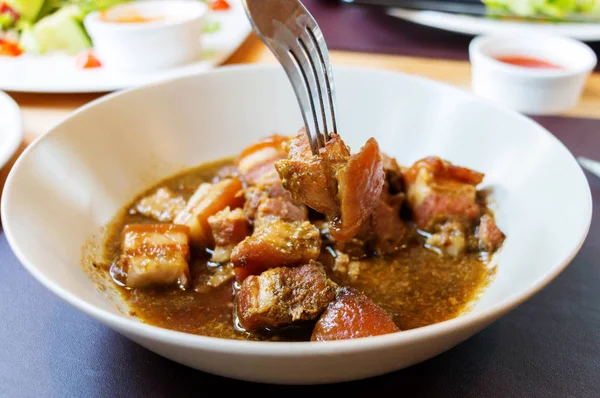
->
<box><xmin>30</xmin><ymin>5</ymin><xmax>91</xmax><ymax>54</ymax></box>
<box><xmin>18</xmin><ymin>23</ymin><xmax>42</xmax><ymax>54</ymax></box>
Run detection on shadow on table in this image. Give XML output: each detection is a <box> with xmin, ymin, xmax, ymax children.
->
<box><xmin>46</xmin><ymin>316</ymin><xmax>502</xmax><ymax>395</ymax></box>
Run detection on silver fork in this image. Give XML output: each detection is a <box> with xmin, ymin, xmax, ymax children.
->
<box><xmin>242</xmin><ymin>0</ymin><xmax>338</xmax><ymax>155</ymax></box>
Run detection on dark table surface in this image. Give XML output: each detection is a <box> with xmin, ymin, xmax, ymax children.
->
<box><xmin>306</xmin><ymin>0</ymin><xmax>600</xmax><ymax>70</ymax></box>
<box><xmin>1</xmin><ymin>116</ymin><xmax>599</xmax><ymax>396</ymax></box>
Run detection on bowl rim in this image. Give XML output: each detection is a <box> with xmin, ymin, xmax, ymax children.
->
<box><xmin>1</xmin><ymin>64</ymin><xmax>593</xmax><ymax>356</ymax></box>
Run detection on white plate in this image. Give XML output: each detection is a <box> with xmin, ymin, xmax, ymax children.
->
<box><xmin>1</xmin><ymin>65</ymin><xmax>592</xmax><ymax>384</ymax></box>
<box><xmin>0</xmin><ymin>91</ymin><xmax>22</xmax><ymax>170</ymax></box>
<box><xmin>387</xmin><ymin>8</ymin><xmax>600</xmax><ymax>42</ymax></box>
<box><xmin>0</xmin><ymin>1</ymin><xmax>251</xmax><ymax>93</ymax></box>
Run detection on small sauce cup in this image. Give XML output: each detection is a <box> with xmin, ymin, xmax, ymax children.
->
<box><xmin>84</xmin><ymin>0</ymin><xmax>207</xmax><ymax>73</ymax></box>
<box><xmin>469</xmin><ymin>35</ymin><xmax>597</xmax><ymax>115</ymax></box>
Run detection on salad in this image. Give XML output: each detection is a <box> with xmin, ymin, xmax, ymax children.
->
<box><xmin>483</xmin><ymin>0</ymin><xmax>600</xmax><ymax>21</ymax></box>
<box><xmin>0</xmin><ymin>0</ymin><xmax>230</xmax><ymax>67</ymax></box>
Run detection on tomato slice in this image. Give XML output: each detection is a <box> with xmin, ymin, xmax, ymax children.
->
<box><xmin>0</xmin><ymin>2</ymin><xmax>19</xmax><ymax>21</ymax></box>
<box><xmin>75</xmin><ymin>51</ymin><xmax>102</xmax><ymax>69</ymax></box>
<box><xmin>0</xmin><ymin>39</ymin><xmax>22</xmax><ymax>57</ymax></box>
<box><xmin>209</xmin><ymin>0</ymin><xmax>230</xmax><ymax>11</ymax></box>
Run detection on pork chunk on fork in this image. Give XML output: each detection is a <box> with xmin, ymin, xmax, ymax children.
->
<box><xmin>275</xmin><ymin>130</ymin><xmax>385</xmax><ymax>242</ymax></box>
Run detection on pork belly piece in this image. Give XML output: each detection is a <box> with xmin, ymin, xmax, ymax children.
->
<box><xmin>275</xmin><ymin>131</ymin><xmax>384</xmax><ymax>242</ymax></box>
<box><xmin>207</xmin><ymin>207</ymin><xmax>249</xmax><ymax>263</ymax></box>
<box><xmin>208</xmin><ymin>263</ymin><xmax>235</xmax><ymax>287</ymax></box>
<box><xmin>212</xmin><ymin>164</ymin><xmax>241</xmax><ymax>183</ymax></box>
<box><xmin>333</xmin><ymin>237</ymin><xmax>368</xmax><ymax>260</ymax></box>
<box><xmin>334</xmin><ymin>197</ymin><xmax>409</xmax><ymax>258</ymax></box>
<box><xmin>311</xmin><ymin>287</ymin><xmax>400</xmax><ymax>341</ymax></box>
<box><xmin>365</xmin><ymin>196</ymin><xmax>410</xmax><ymax>256</ymax></box>
<box><xmin>133</xmin><ymin>187</ymin><xmax>186</xmax><ymax>222</ymax></box>
<box><xmin>235</xmin><ymin>134</ymin><xmax>289</xmax><ymax>185</ymax></box>
<box><xmin>231</xmin><ymin>219</ymin><xmax>321</xmax><ymax>281</ymax></box>
<box><xmin>173</xmin><ymin>178</ymin><xmax>244</xmax><ymax>247</ymax></box>
<box><xmin>352</xmin><ymin>153</ymin><xmax>409</xmax><ymax>255</ymax></box>
<box><xmin>403</xmin><ymin>156</ymin><xmax>484</xmax><ymax>232</ymax></box>
<box><xmin>255</xmin><ymin>196</ymin><xmax>308</xmax><ymax>228</ymax></box>
<box><xmin>243</xmin><ymin>183</ymin><xmax>284</xmax><ymax>221</ymax></box>
<box><xmin>334</xmin><ymin>161</ymin><xmax>409</xmax><ymax>257</ymax></box>
<box><xmin>331</xmin><ymin>252</ymin><xmax>362</xmax><ymax>281</ymax></box>
<box><xmin>236</xmin><ymin>262</ymin><xmax>337</xmax><ymax>331</ymax></box>
<box><xmin>243</xmin><ymin>183</ymin><xmax>308</xmax><ymax>227</ymax></box>
<box><xmin>476</xmin><ymin>214</ymin><xmax>505</xmax><ymax>253</ymax></box>
<box><xmin>120</xmin><ymin>224</ymin><xmax>191</xmax><ymax>289</ymax></box>
<box><xmin>425</xmin><ymin>221</ymin><xmax>466</xmax><ymax>257</ymax></box>
<box><xmin>382</xmin><ymin>153</ymin><xmax>405</xmax><ymax>195</ymax></box>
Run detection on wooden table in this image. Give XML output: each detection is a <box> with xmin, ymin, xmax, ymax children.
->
<box><xmin>3</xmin><ymin>33</ymin><xmax>600</xmax><ymax>188</ymax></box>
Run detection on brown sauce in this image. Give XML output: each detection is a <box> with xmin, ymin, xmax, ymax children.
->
<box><xmin>92</xmin><ymin>158</ymin><xmax>495</xmax><ymax>341</ymax></box>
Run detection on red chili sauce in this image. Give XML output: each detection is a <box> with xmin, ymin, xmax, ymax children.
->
<box><xmin>494</xmin><ymin>55</ymin><xmax>562</xmax><ymax>69</ymax></box>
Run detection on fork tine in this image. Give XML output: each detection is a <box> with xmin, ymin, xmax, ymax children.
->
<box><xmin>294</xmin><ymin>18</ymin><xmax>329</xmax><ymax>148</ymax></box>
<box><xmin>242</xmin><ymin>0</ymin><xmax>339</xmax><ymax>153</ymax></box>
<box><xmin>292</xmin><ymin>34</ymin><xmax>327</xmax><ymax>150</ymax></box>
<box><xmin>301</xmin><ymin>19</ymin><xmax>338</xmax><ymax>142</ymax></box>
<box><xmin>271</xmin><ymin>23</ymin><xmax>322</xmax><ymax>154</ymax></box>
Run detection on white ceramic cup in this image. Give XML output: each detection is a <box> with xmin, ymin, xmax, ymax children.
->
<box><xmin>84</xmin><ymin>0</ymin><xmax>207</xmax><ymax>73</ymax></box>
<box><xmin>469</xmin><ymin>35</ymin><xmax>597</xmax><ymax>115</ymax></box>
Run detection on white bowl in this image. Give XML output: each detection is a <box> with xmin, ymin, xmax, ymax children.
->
<box><xmin>1</xmin><ymin>65</ymin><xmax>592</xmax><ymax>384</ymax></box>
<box><xmin>84</xmin><ymin>0</ymin><xmax>207</xmax><ymax>72</ymax></box>
<box><xmin>469</xmin><ymin>35</ymin><xmax>597</xmax><ymax>115</ymax></box>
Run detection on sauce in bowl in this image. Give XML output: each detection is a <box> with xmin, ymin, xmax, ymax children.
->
<box><xmin>494</xmin><ymin>55</ymin><xmax>562</xmax><ymax>69</ymax></box>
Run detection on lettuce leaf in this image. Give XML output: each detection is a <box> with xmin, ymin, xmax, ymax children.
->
<box><xmin>61</xmin><ymin>0</ymin><xmax>132</xmax><ymax>16</ymax></box>
<box><xmin>483</xmin><ymin>0</ymin><xmax>600</xmax><ymax>20</ymax></box>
